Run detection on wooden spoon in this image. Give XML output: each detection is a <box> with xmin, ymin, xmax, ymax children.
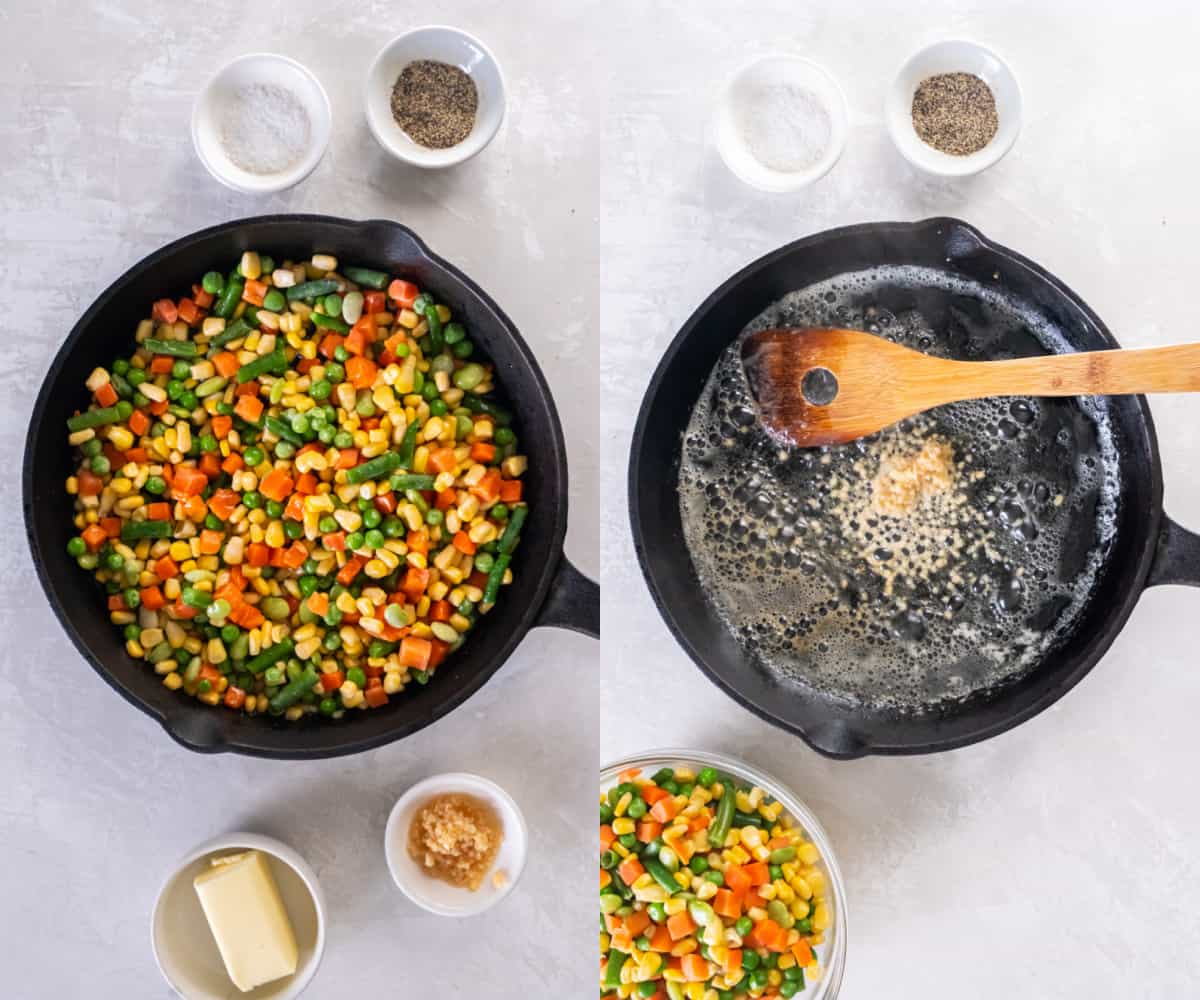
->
<box><xmin>742</xmin><ymin>327</ymin><xmax>1200</xmax><ymax>448</ymax></box>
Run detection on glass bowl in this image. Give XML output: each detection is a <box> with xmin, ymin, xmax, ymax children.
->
<box><xmin>601</xmin><ymin>749</ymin><xmax>847</xmax><ymax>999</ymax></box>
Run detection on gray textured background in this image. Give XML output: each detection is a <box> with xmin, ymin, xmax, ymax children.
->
<box><xmin>2</xmin><ymin>1</ymin><xmax>598</xmax><ymax>996</ymax></box>
<box><xmin>601</xmin><ymin>2</ymin><xmax>1200</xmax><ymax>998</ymax></box>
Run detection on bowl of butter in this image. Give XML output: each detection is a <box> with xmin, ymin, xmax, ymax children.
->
<box><xmin>152</xmin><ymin>833</ymin><xmax>326</xmax><ymax>999</ymax></box>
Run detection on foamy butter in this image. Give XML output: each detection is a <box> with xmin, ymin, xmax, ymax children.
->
<box><xmin>679</xmin><ymin>266</ymin><xmax>1121</xmax><ymax>712</ymax></box>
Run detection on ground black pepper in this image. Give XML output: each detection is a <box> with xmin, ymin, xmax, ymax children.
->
<box><xmin>391</xmin><ymin>60</ymin><xmax>478</xmax><ymax>149</ymax></box>
<box><xmin>911</xmin><ymin>72</ymin><xmax>998</xmax><ymax>156</ymax></box>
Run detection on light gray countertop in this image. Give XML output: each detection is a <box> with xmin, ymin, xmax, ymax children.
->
<box><xmin>601</xmin><ymin>2</ymin><xmax>1200</xmax><ymax>998</ymax></box>
<box><xmin>1</xmin><ymin>2</ymin><xmax>597</xmax><ymax>997</ymax></box>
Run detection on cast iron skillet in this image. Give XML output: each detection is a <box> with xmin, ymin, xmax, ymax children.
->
<box><xmin>24</xmin><ymin>215</ymin><xmax>598</xmax><ymax>758</ymax></box>
<box><xmin>630</xmin><ymin>217</ymin><xmax>1200</xmax><ymax>759</ymax></box>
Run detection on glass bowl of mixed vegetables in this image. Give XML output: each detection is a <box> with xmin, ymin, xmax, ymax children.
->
<box><xmin>63</xmin><ymin>250</ymin><xmax>528</xmax><ymax>722</ymax></box>
<box><xmin>600</xmin><ymin>751</ymin><xmax>847</xmax><ymax>1000</ymax></box>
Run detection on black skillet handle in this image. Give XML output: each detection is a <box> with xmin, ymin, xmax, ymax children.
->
<box><xmin>532</xmin><ymin>555</ymin><xmax>599</xmax><ymax>638</ymax></box>
<box><xmin>1146</xmin><ymin>514</ymin><xmax>1200</xmax><ymax>588</ymax></box>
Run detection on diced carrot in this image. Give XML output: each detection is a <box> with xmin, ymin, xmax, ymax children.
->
<box><xmin>345</xmin><ymin>355</ymin><xmax>377</xmax><ymax>389</ymax></box>
<box><xmin>364</xmin><ymin>290</ymin><xmax>387</xmax><ymax>314</ymax></box>
<box><xmin>648</xmin><ymin>925</ymin><xmax>673</xmax><ymax>952</ymax></box>
<box><xmin>221</xmin><ymin>453</ymin><xmax>244</xmax><ymax>474</ymax></box>
<box><xmin>599</xmin><ymin>824</ymin><xmax>615</xmax><ymax>850</ymax></box>
<box><xmin>791</xmin><ymin>940</ymin><xmax>813</xmax><ymax>966</ymax></box>
<box><xmin>429</xmin><ymin>599</ymin><xmax>452</xmax><ymax>622</ymax></box>
<box><xmin>724</xmin><ymin>865</ymin><xmax>752</xmax><ymax>896</ymax></box>
<box><xmin>228</xmin><ymin>603</ymin><xmax>264</xmax><ymax>628</ymax></box>
<box><xmin>177</xmin><ymin>298</ymin><xmax>200</xmax><ymax>325</ymax></box>
<box><xmin>467</xmin><ymin>570</ymin><xmax>489</xmax><ymax>590</ymax></box>
<box><xmin>623</xmin><ymin>910</ymin><xmax>652</xmax><ymax>938</ymax></box>
<box><xmin>680</xmin><ymin>954</ymin><xmax>709</xmax><ymax>983</ymax></box>
<box><xmin>211</xmin><ymin>352</ymin><xmax>240</xmax><ymax>378</ymax></box>
<box><xmin>234</xmin><ymin>379</ymin><xmax>259</xmax><ymax>397</ymax></box>
<box><xmin>234</xmin><ymin>394</ymin><xmax>264</xmax><ymax>423</ymax></box>
<box><xmin>283</xmin><ymin>494</ymin><xmax>305</xmax><ymax>521</ymax></box>
<box><xmin>198</xmin><ymin>529</ymin><xmax>223</xmax><ymax>555</ymax></box>
<box><xmin>499</xmin><ymin>479</ymin><xmax>523</xmax><ymax>503</ymax></box>
<box><xmin>223</xmin><ymin>686</ymin><xmax>246</xmax><ymax>709</ymax></box>
<box><xmin>333</xmin><ymin>447</ymin><xmax>358</xmax><ymax>469</ymax></box>
<box><xmin>323</xmin><ymin>531</ymin><xmax>346</xmax><ymax>552</ymax></box>
<box><xmin>127</xmin><ymin>409</ymin><xmax>150</xmax><ymax>436</ymax></box>
<box><xmin>306</xmin><ymin>592</ymin><xmax>330</xmax><ymax>617</ymax></box>
<box><xmin>170</xmin><ymin>465</ymin><xmax>208</xmax><ymax>498</ymax></box>
<box><xmin>294</xmin><ymin>472</ymin><xmax>318</xmax><ymax>495</ymax></box>
<box><xmin>149</xmin><ymin>356</ymin><xmax>175</xmax><ymax>374</ymax></box>
<box><xmin>650</xmin><ymin>796</ymin><xmax>680</xmax><ymax>824</ymax></box>
<box><xmin>170</xmin><ymin>598</ymin><xmax>198</xmax><ymax>620</ymax></box>
<box><xmin>610</xmin><ymin>928</ymin><xmax>635</xmax><ymax>954</ymax></box>
<box><xmin>193</xmin><ymin>285</ymin><xmax>214</xmax><ymax>309</ymax></box>
<box><xmin>401</xmin><ymin>566</ymin><xmax>430</xmax><ymax>601</ymax></box>
<box><xmin>139</xmin><ymin>586</ymin><xmax>165</xmax><ymax>611</ymax></box>
<box><xmin>387</xmin><ymin>279</ymin><xmax>418</xmax><ymax>307</ymax></box>
<box><xmin>451</xmin><ymin>531</ymin><xmax>476</xmax><ymax>555</ymax></box>
<box><xmin>667</xmin><ymin>911</ymin><xmax>696</xmax><ymax>941</ymax></box>
<box><xmin>743</xmin><ymin>862</ymin><xmax>770</xmax><ymax>887</ymax></box>
<box><xmin>470</xmin><ymin>467</ymin><xmax>502</xmax><ymax>504</ymax></box>
<box><xmin>617</xmin><ymin>857</ymin><xmax>645</xmax><ymax>885</ymax></box>
<box><xmin>427</xmin><ymin>447</ymin><xmax>457</xmax><ymax>475</ymax></box>
<box><xmin>603</xmin><ymin>913</ymin><xmax>623</xmax><ymax>936</ymax></box>
<box><xmin>199</xmin><ymin>453</ymin><xmax>221</xmax><ymax>478</ymax></box>
<box><xmin>94</xmin><ymin>381</ymin><xmax>118</xmax><ymax>407</ymax></box>
<box><xmin>469</xmin><ymin>442</ymin><xmax>496</xmax><ymax>463</ymax></box>
<box><xmin>182</xmin><ymin>494</ymin><xmax>208</xmax><ymax>522</ymax></box>
<box><xmin>320</xmin><ymin>670</ymin><xmax>345</xmax><ymax>692</ymax></box>
<box><xmin>99</xmin><ymin>516</ymin><xmax>122</xmax><ymax>538</ymax></box>
<box><xmin>688</xmin><ymin>814</ymin><xmax>711</xmax><ymax>833</ymax></box>
<box><xmin>714</xmin><ymin>889</ymin><xmax>742</xmax><ymax>920</ymax></box>
<box><xmin>364</xmin><ymin>686</ymin><xmax>389</xmax><ymax>708</ymax></box>
<box><xmin>247</xmin><ymin>542</ymin><xmax>270</xmax><ymax>567</ymax></box>
<box><xmin>434</xmin><ymin>488</ymin><xmax>457</xmax><ymax>511</ymax></box>
<box><xmin>344</xmin><ymin>327</ymin><xmax>367</xmax><ymax>357</ymax></box>
<box><xmin>207</xmin><ymin>488</ymin><xmax>240</xmax><ymax>521</ymax></box>
<box><xmin>107</xmin><ymin>594</ymin><xmax>127</xmax><ymax>611</ymax></box>
<box><xmin>149</xmin><ymin>398</ymin><xmax>169</xmax><ymax>415</ymax></box>
<box><xmin>373</xmin><ymin>492</ymin><xmax>397</xmax><ymax>515</ymax></box>
<box><xmin>75</xmin><ymin>469</ymin><xmax>102</xmax><ymax>497</ymax></box>
<box><xmin>241</xmin><ymin>278</ymin><xmax>267</xmax><ymax>306</ymax></box>
<box><xmin>635</xmin><ymin>820</ymin><xmax>663</xmax><ymax>843</ymax></box>
<box><xmin>151</xmin><ymin>299</ymin><xmax>178</xmax><ymax>323</ymax></box>
<box><xmin>337</xmin><ymin>555</ymin><xmax>366</xmax><ymax>585</ymax></box>
<box><xmin>755</xmin><ymin>918</ymin><xmax>787</xmax><ymax>952</ymax></box>
<box><xmin>318</xmin><ymin>333</ymin><xmax>344</xmax><ymax>358</ymax></box>
<box><xmin>125</xmin><ymin>448</ymin><xmax>149</xmax><ymax>463</ymax></box>
<box><xmin>724</xmin><ymin>949</ymin><xmax>743</xmax><ymax>975</ymax></box>
<box><xmin>281</xmin><ymin>542</ymin><xmax>308</xmax><ymax>569</ymax></box>
<box><xmin>146</xmin><ymin>502</ymin><xmax>171</xmax><ymax>521</ymax></box>
<box><xmin>198</xmin><ymin>664</ymin><xmax>221</xmax><ymax>685</ymax></box>
<box><xmin>398</xmin><ymin>636</ymin><xmax>433</xmax><ymax>670</ymax></box>
<box><xmin>259</xmin><ymin>468</ymin><xmax>295</xmax><ymax>502</ymax></box>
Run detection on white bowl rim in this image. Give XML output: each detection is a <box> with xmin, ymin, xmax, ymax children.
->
<box><xmin>714</xmin><ymin>54</ymin><xmax>849</xmax><ymax>193</ymax></box>
<box><xmin>364</xmin><ymin>25</ymin><xmax>506</xmax><ymax>169</ymax></box>
<box><xmin>384</xmin><ymin>771</ymin><xmax>528</xmax><ymax>916</ymax></box>
<box><xmin>190</xmin><ymin>51</ymin><xmax>332</xmax><ymax>195</ymax></box>
<box><xmin>151</xmin><ymin>831</ymin><xmax>327</xmax><ymax>1000</ymax></box>
<box><xmin>885</xmin><ymin>38</ymin><xmax>1023</xmax><ymax>177</ymax></box>
<box><xmin>602</xmin><ymin>748</ymin><xmax>848</xmax><ymax>1000</ymax></box>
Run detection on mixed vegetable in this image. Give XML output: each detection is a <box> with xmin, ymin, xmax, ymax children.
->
<box><xmin>65</xmin><ymin>251</ymin><xmax>528</xmax><ymax>719</ymax></box>
<box><xmin>600</xmin><ymin>765</ymin><xmax>831</xmax><ymax>999</ymax></box>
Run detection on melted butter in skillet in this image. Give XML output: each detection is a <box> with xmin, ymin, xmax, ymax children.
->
<box><xmin>678</xmin><ymin>266</ymin><xmax>1121</xmax><ymax>712</ymax></box>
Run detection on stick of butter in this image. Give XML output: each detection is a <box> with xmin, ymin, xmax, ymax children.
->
<box><xmin>193</xmin><ymin>850</ymin><xmax>299</xmax><ymax>992</ymax></box>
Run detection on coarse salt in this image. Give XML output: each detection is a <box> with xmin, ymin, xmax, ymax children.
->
<box><xmin>218</xmin><ymin>83</ymin><xmax>310</xmax><ymax>176</ymax></box>
<box><xmin>734</xmin><ymin>80</ymin><xmax>832</xmax><ymax>173</ymax></box>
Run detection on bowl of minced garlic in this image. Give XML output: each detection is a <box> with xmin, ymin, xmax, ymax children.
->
<box><xmin>385</xmin><ymin>773</ymin><xmax>527</xmax><ymax>916</ymax></box>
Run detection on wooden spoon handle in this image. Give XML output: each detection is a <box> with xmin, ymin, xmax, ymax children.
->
<box><xmin>941</xmin><ymin>343</ymin><xmax>1200</xmax><ymax>401</ymax></box>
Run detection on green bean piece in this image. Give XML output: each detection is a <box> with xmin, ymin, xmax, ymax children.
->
<box><xmin>206</xmin><ymin>316</ymin><xmax>251</xmax><ymax>351</ymax></box>
<box><xmin>245</xmin><ymin>638</ymin><xmax>295</xmax><ymax>675</ymax></box>
<box><xmin>733</xmin><ymin>811</ymin><xmax>765</xmax><ymax>828</ymax></box>
<box><xmin>769</xmin><ymin>846</ymin><xmax>797</xmax><ymax>864</ymax></box>
<box><xmin>268</xmin><ymin>665</ymin><xmax>319</xmax><ymax>713</ymax></box>
<box><xmin>642</xmin><ymin>856</ymin><xmax>680</xmax><ymax>896</ymax></box>
<box><xmin>67</xmin><ymin>406</ymin><xmax>122</xmax><ymax>432</ymax></box>
<box><xmin>603</xmin><ymin>951</ymin><xmax>626</xmax><ymax>990</ymax></box>
<box><xmin>312</xmin><ymin>312</ymin><xmax>349</xmax><ymax>332</ymax></box>
<box><xmin>708</xmin><ymin>776</ymin><xmax>738</xmax><ymax>847</ymax></box>
<box><xmin>195</xmin><ymin>376</ymin><xmax>228</xmax><ymax>398</ymax></box>
<box><xmin>180</xmin><ymin>586</ymin><xmax>213</xmax><ymax>609</ymax></box>
<box><xmin>286</xmin><ymin>279</ymin><xmax>339</xmax><ymax>302</ymax></box>
<box><xmin>143</xmin><ymin>337</ymin><xmax>197</xmax><ymax>359</ymax></box>
<box><xmin>342</xmin><ymin>266</ymin><xmax>388</xmax><ymax>289</ymax></box>
<box><xmin>264</xmin><ymin>415</ymin><xmax>304</xmax><ymax>445</ymax></box>
<box><xmin>421</xmin><ymin>302</ymin><xmax>443</xmax><ymax>353</ymax></box>
<box><xmin>109</xmin><ymin>372</ymin><xmax>133</xmax><ymax>399</ymax></box>
<box><xmin>236</xmin><ymin>348</ymin><xmax>287</xmax><ymax>383</ymax></box>
<box><xmin>395</xmin><ymin>419</ymin><xmax>420</xmax><ymax>469</ymax></box>
<box><xmin>497</xmin><ymin>504</ymin><xmax>527</xmax><ymax>554</ymax></box>
<box><xmin>463</xmin><ymin>394</ymin><xmax>513</xmax><ymax>426</ymax></box>
<box><xmin>213</xmin><ymin>276</ymin><xmax>245</xmax><ymax>318</ymax></box>
<box><xmin>482</xmin><ymin>553</ymin><xmax>511</xmax><ymax>606</ymax></box>
<box><xmin>120</xmin><ymin>520</ymin><xmax>170</xmax><ymax>542</ymax></box>
<box><xmin>389</xmin><ymin>473</ymin><xmax>436</xmax><ymax>492</ymax></box>
<box><xmin>347</xmin><ymin>451</ymin><xmax>401</xmax><ymax>485</ymax></box>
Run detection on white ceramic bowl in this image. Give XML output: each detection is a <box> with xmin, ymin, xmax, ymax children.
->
<box><xmin>714</xmin><ymin>55</ymin><xmax>848</xmax><ymax>193</ymax></box>
<box><xmin>191</xmin><ymin>53</ymin><xmax>331</xmax><ymax>194</ymax></box>
<box><xmin>365</xmin><ymin>26</ymin><xmax>505</xmax><ymax>169</ymax></box>
<box><xmin>152</xmin><ymin>833</ymin><xmax>326</xmax><ymax>1000</ymax></box>
<box><xmin>385</xmin><ymin>772</ymin><xmax>527</xmax><ymax>916</ymax></box>
<box><xmin>886</xmin><ymin>39</ymin><xmax>1022</xmax><ymax>177</ymax></box>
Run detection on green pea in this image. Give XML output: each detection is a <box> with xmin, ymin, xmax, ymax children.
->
<box><xmin>103</xmin><ymin>551</ymin><xmax>122</xmax><ymax>571</ymax></box>
<box><xmin>171</xmin><ymin>359</ymin><xmax>190</xmax><ymax>379</ymax></box>
<box><xmin>265</xmin><ymin>499</ymin><xmax>285</xmax><ymax>518</ymax></box>
<box><xmin>333</xmin><ymin>430</ymin><xmax>354</xmax><ymax>449</ymax></box>
<box><xmin>204</xmin><ymin>513</ymin><xmax>222</xmax><ymax>531</ymax></box>
<box><xmin>347</xmin><ymin>667</ymin><xmax>366</xmax><ymax>688</ymax></box>
<box><xmin>284</xmin><ymin>519</ymin><xmax>304</xmax><ymax>540</ymax></box>
<box><xmin>474</xmin><ymin>551</ymin><xmax>494</xmax><ymax>574</ymax></box>
<box><xmin>411</xmin><ymin>370</ymin><xmax>424</xmax><ymax>393</ymax></box>
<box><xmin>689</xmin><ymin>855</ymin><xmax>709</xmax><ymax>875</ymax></box>
<box><xmin>627</xmin><ymin>797</ymin><xmax>648</xmax><ymax>820</ymax></box>
<box><xmin>309</xmin><ymin>379</ymin><xmax>331</xmax><ymax>400</ymax></box>
<box><xmin>259</xmin><ymin>255</ymin><xmax>275</xmax><ymax>274</ymax></box>
<box><xmin>735</xmin><ymin>916</ymin><xmax>754</xmax><ymax>938</ymax></box>
<box><xmin>199</xmin><ymin>434</ymin><xmax>218</xmax><ymax>452</ymax></box>
<box><xmin>82</xmin><ymin>438</ymin><xmax>103</xmax><ymax>457</ymax></box>
<box><xmin>393</xmin><ymin>341</ymin><xmax>410</xmax><ymax>358</ymax></box>
<box><xmin>202</xmin><ymin>271</ymin><xmax>225</xmax><ymax>294</ymax></box>
<box><xmin>742</xmin><ymin>950</ymin><xmax>760</xmax><ymax>972</ymax></box>
<box><xmin>452</xmin><ymin>363</ymin><xmax>486</xmax><ymax>390</ymax></box>
<box><xmin>178</xmin><ymin>391</ymin><xmax>198</xmax><ymax>410</ymax></box>
<box><xmin>364</xmin><ymin>529</ymin><xmax>384</xmax><ymax>549</ymax></box>
<box><xmin>165</xmin><ymin>379</ymin><xmax>183</xmax><ymax>401</ymax></box>
<box><xmin>90</xmin><ymin>455</ymin><xmax>110</xmax><ymax>476</ymax></box>
<box><xmin>220</xmin><ymin>624</ymin><xmax>240</xmax><ymax>644</ymax></box>
<box><xmin>421</xmin><ymin>381</ymin><xmax>438</xmax><ymax>402</ymax></box>
<box><xmin>355</xmin><ymin>396</ymin><xmax>375</xmax><ymax>417</ymax></box>
<box><xmin>443</xmin><ymin>322</ymin><xmax>465</xmax><ymax>345</ymax></box>
<box><xmin>333</xmin><ymin>344</ymin><xmax>349</xmax><ymax>363</ymax></box>
<box><xmin>429</xmin><ymin>399</ymin><xmax>448</xmax><ymax>417</ymax></box>
<box><xmin>318</xmin><ymin>515</ymin><xmax>338</xmax><ymax>534</ymax></box>
<box><xmin>290</xmin><ymin>413</ymin><xmax>310</xmax><ymax>436</ymax></box>
<box><xmin>346</xmin><ymin>531</ymin><xmax>365</xmax><ymax>550</ymax></box>
<box><xmin>361</xmin><ymin>508</ymin><xmax>381</xmax><ymax>529</ymax></box>
<box><xmin>112</xmin><ymin>358</ymin><xmax>130</xmax><ymax>376</ymax></box>
<box><xmin>126</xmin><ymin>368</ymin><xmax>146</xmax><ymax>387</ymax></box>
<box><xmin>263</xmin><ymin>289</ymin><xmax>286</xmax><ymax>312</ymax></box>
<box><xmin>491</xmin><ymin>503</ymin><xmax>509</xmax><ymax>521</ymax></box>
<box><xmin>424</xmin><ymin>509</ymin><xmax>443</xmax><ymax>526</ymax></box>
<box><xmin>453</xmin><ymin>340</ymin><xmax>474</xmax><ymax>359</ymax></box>
<box><xmin>618</xmin><ymin>833</ymin><xmax>638</xmax><ymax>850</ymax></box>
<box><xmin>275</xmin><ymin>441</ymin><xmax>295</xmax><ymax>459</ymax></box>
<box><xmin>317</xmin><ymin>425</ymin><xmax>335</xmax><ymax>444</ymax></box>
<box><xmin>494</xmin><ymin>426</ymin><xmax>516</xmax><ymax>447</ymax></box>
<box><xmin>324</xmin><ymin>361</ymin><xmax>345</xmax><ymax>383</ymax></box>
<box><xmin>264</xmin><ymin>665</ymin><xmax>285</xmax><ymax>686</ymax></box>
<box><xmin>242</xmin><ymin>446</ymin><xmax>264</xmax><ymax>467</ymax></box>
<box><xmin>703</xmin><ymin>870</ymin><xmax>724</xmax><ymax>886</ymax></box>
<box><xmin>115</xmin><ymin>400</ymin><xmax>134</xmax><ymax>420</ymax></box>
<box><xmin>636</xmin><ymin>983</ymin><xmax>656</xmax><ymax>998</ymax></box>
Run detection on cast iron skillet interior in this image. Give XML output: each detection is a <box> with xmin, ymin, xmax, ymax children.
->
<box><xmin>630</xmin><ymin>218</ymin><xmax>1200</xmax><ymax>758</ymax></box>
<box><xmin>25</xmin><ymin>215</ymin><xmax>597</xmax><ymax>758</ymax></box>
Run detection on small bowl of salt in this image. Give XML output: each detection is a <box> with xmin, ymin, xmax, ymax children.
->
<box><xmin>715</xmin><ymin>55</ymin><xmax>848</xmax><ymax>193</ymax></box>
<box><xmin>192</xmin><ymin>53</ymin><xmax>332</xmax><ymax>194</ymax></box>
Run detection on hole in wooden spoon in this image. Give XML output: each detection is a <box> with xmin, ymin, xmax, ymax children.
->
<box><xmin>801</xmin><ymin>367</ymin><xmax>838</xmax><ymax>406</ymax></box>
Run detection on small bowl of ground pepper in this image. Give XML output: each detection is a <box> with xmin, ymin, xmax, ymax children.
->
<box><xmin>886</xmin><ymin>40</ymin><xmax>1021</xmax><ymax>177</ymax></box>
<box><xmin>365</xmin><ymin>26</ymin><xmax>505</xmax><ymax>169</ymax></box>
